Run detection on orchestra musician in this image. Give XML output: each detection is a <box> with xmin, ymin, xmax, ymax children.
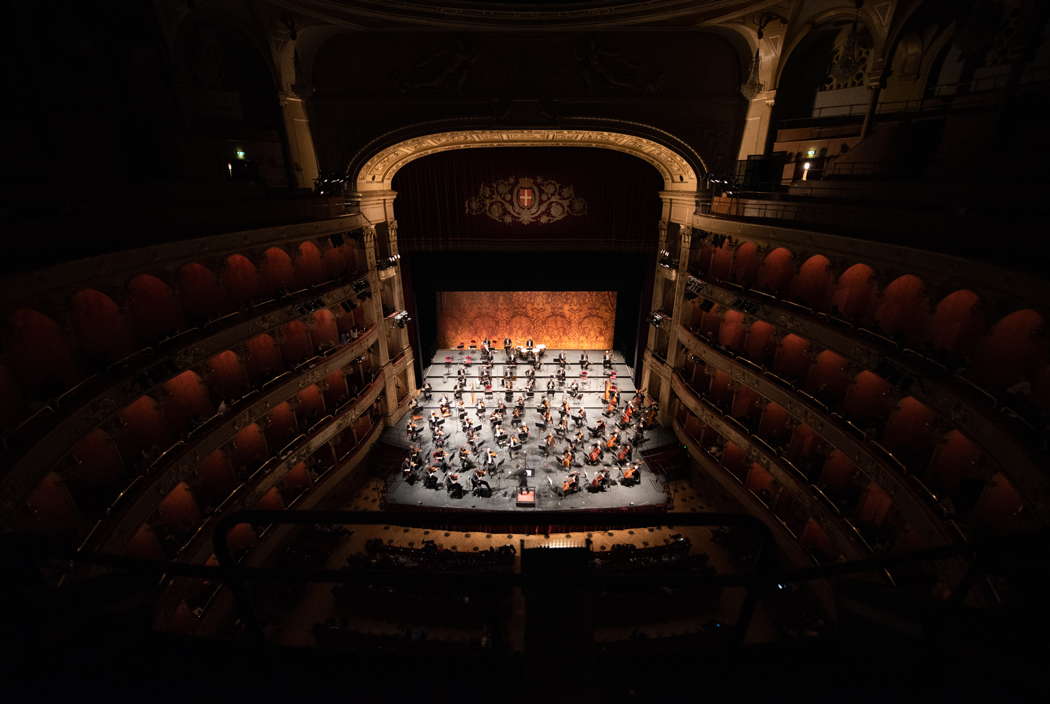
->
<box><xmin>401</xmin><ymin>456</ymin><xmax>418</xmax><ymax>481</ymax></box>
<box><xmin>503</xmin><ymin>337</ymin><xmax>512</xmax><ymax>355</ymax></box>
<box><xmin>559</xmin><ymin>400</ymin><xmax>570</xmax><ymax>420</ymax></box>
<box><xmin>603</xmin><ymin>350</ymin><xmax>613</xmax><ymax>369</ymax></box>
<box><xmin>409</xmin><ymin>445</ymin><xmax>423</xmax><ymax>466</ymax></box>
<box><xmin>483</xmin><ymin>447</ymin><xmax>499</xmax><ymax>469</ymax></box>
<box><xmin>616</xmin><ymin>443</ymin><xmax>632</xmax><ymax>465</ymax></box>
<box><xmin>585</xmin><ymin>443</ymin><xmax>603</xmax><ymax>465</ymax></box>
<box><xmin>525</xmin><ymin>377</ymin><xmax>536</xmax><ymax>395</ymax></box>
<box><xmin>556</xmin><ymin>352</ymin><xmax>567</xmax><ymax>367</ymax></box>
<box><xmin>606</xmin><ymin>432</ymin><xmax>619</xmax><ymax>450</ymax></box>
<box><xmin>423</xmin><ymin>381</ymin><xmax>433</xmax><ymax>399</ymax></box>
<box><xmin>546</xmin><ymin>378</ymin><xmax>556</xmax><ymax>394</ymax></box>
<box><xmin>511</xmin><ymin>407</ymin><xmax>522</xmax><ymax>426</ymax></box>
<box><xmin>410</xmin><ymin>396</ymin><xmax>421</xmax><ymax>414</ymax></box>
<box><xmin>555</xmin><ymin>367</ymin><xmax>566</xmax><ymax>384</ymax></box>
<box><xmin>459</xmin><ymin>446</ymin><xmax>473</xmax><ymax>469</ymax></box>
<box><xmin>589</xmin><ymin>468</ymin><xmax>609</xmax><ymax>492</ymax></box>
<box><xmin>470</xmin><ymin>471</ymin><xmax>491</xmax><ymax>496</ymax></box>
<box><xmin>446</xmin><ymin>472</ymin><xmax>464</xmax><ymax>498</ymax></box>
<box><xmin>557</xmin><ymin>416</ymin><xmax>570</xmax><ymax>437</ymax></box>
<box><xmin>424</xmin><ymin>465</ymin><xmax>440</xmax><ymax>488</ymax></box>
<box><xmin>561</xmin><ymin>449</ymin><xmax>576</xmax><ymax>469</ymax></box>
<box><xmin>560</xmin><ymin>470</ymin><xmax>581</xmax><ymax>496</ymax></box>
<box><xmin>644</xmin><ymin>402</ymin><xmax>659</xmax><ymax>428</ymax></box>
<box><xmin>620</xmin><ymin>405</ymin><xmax>634</xmax><ymax>427</ymax></box>
<box><xmin>603</xmin><ymin>401</ymin><xmax>618</xmax><ymax>418</ymax></box>
<box><xmin>542</xmin><ymin>432</ymin><xmax>557</xmax><ymax>456</ymax></box>
<box><xmin>589</xmin><ymin>418</ymin><xmax>606</xmax><ymax>438</ymax></box>
<box><xmin>579</xmin><ymin>352</ymin><xmax>590</xmax><ymax>369</ymax></box>
<box><xmin>518</xmin><ymin>424</ymin><xmax>530</xmax><ymax>442</ymax></box>
<box><xmin>568</xmin><ymin>381</ymin><xmax>580</xmax><ymax>398</ymax></box>
<box><xmin>569</xmin><ymin>430</ymin><xmax>586</xmax><ymax>451</ymax></box>
<box><xmin>620</xmin><ymin>463</ymin><xmax>641</xmax><ymax>486</ymax></box>
<box><xmin>508</xmin><ymin>435</ymin><xmax>521</xmax><ymax>457</ymax></box>
<box><xmin>573</xmin><ymin>407</ymin><xmax>587</xmax><ymax>427</ymax></box>
<box><xmin>632</xmin><ymin>425</ymin><xmax>646</xmax><ymax>446</ymax></box>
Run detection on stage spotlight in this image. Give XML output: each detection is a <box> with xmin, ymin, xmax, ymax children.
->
<box><xmin>394</xmin><ymin>311</ymin><xmax>411</xmax><ymax>328</ymax></box>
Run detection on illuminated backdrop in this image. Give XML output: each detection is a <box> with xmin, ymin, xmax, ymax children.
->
<box><xmin>437</xmin><ymin>291</ymin><xmax>617</xmax><ymax>350</ymax></box>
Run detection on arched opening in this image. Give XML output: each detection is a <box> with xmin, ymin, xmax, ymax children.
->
<box><xmin>126</xmin><ymin>274</ymin><xmax>184</xmax><ymax>342</ymax></box>
<box><xmin>295</xmin><ymin>241</ymin><xmax>325</xmax><ymax>288</ymax></box>
<box><xmin>831</xmin><ymin>263</ymin><xmax>878</xmax><ymax>322</ymax></box>
<box><xmin>732</xmin><ymin>241</ymin><xmax>761</xmax><ymax>287</ymax></box>
<box><xmin>881</xmin><ymin>397</ymin><xmax>939</xmax><ymax>469</ymax></box>
<box><xmin>930</xmin><ymin>289</ymin><xmax>985</xmax><ymax>358</ymax></box>
<box><xmin>177</xmin><ymin>262</ymin><xmax>230</xmax><ymax>322</ymax></box>
<box><xmin>260</xmin><ymin>247</ymin><xmax>296</xmax><ymax>297</ymax></box>
<box><xmin>222</xmin><ymin>254</ymin><xmax>261</xmax><ymax>306</ymax></box>
<box><xmin>791</xmin><ymin>255</ymin><xmax>834</xmax><ymax>310</ymax></box>
<box><xmin>875</xmin><ymin>275</ymin><xmax>930</xmax><ymax>343</ymax></box>
<box><xmin>756</xmin><ymin>247</ymin><xmax>795</xmax><ymax>296</ymax></box>
<box><xmin>971</xmin><ymin>309</ymin><xmax>1047</xmax><ymax>391</ymax></box>
<box><xmin>70</xmin><ymin>289</ymin><xmax>136</xmax><ymax>364</ymax></box>
<box><xmin>161</xmin><ymin>370</ymin><xmax>213</xmax><ymax>436</ymax></box>
<box><xmin>774</xmin><ymin>334</ymin><xmax>811</xmax><ymax>381</ymax></box>
<box><xmin>4</xmin><ymin>308</ymin><xmax>78</xmax><ymax>394</ymax></box>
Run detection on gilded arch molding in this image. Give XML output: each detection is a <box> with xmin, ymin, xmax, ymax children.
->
<box><xmin>353</xmin><ymin>129</ymin><xmax>702</xmax><ymax>193</ymax></box>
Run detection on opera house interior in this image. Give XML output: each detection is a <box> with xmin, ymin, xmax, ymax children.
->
<box><xmin>4</xmin><ymin>0</ymin><xmax>1050</xmax><ymax>699</ymax></box>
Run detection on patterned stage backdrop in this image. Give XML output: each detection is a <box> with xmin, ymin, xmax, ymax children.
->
<box><xmin>437</xmin><ymin>291</ymin><xmax>617</xmax><ymax>350</ymax></box>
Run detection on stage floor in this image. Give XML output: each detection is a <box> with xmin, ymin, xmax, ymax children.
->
<box><xmin>382</xmin><ymin>348</ymin><xmax>673</xmax><ymax>512</ymax></box>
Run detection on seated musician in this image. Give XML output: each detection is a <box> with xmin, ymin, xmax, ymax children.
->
<box><xmin>559</xmin><ymin>400</ymin><xmax>571</xmax><ymax>419</ymax></box>
<box><xmin>424</xmin><ymin>466</ymin><xmax>440</xmax><ymax>488</ymax></box>
<box><xmin>525</xmin><ymin>377</ymin><xmax>536</xmax><ymax>395</ymax></box>
<box><xmin>556</xmin><ymin>417</ymin><xmax>569</xmax><ymax>437</ymax></box>
<box><xmin>459</xmin><ymin>446</ymin><xmax>473</xmax><ymax>469</ymax></box>
<box><xmin>579</xmin><ymin>352</ymin><xmax>590</xmax><ymax>369</ymax></box>
<box><xmin>538</xmin><ymin>409</ymin><xmax>552</xmax><ymax>429</ymax></box>
<box><xmin>644</xmin><ymin>402</ymin><xmax>659</xmax><ymax>428</ymax></box>
<box><xmin>621</xmin><ymin>463</ymin><xmax>641</xmax><ymax>486</ymax></box>
<box><xmin>561</xmin><ymin>449</ymin><xmax>575</xmax><ymax>469</ymax></box>
<box><xmin>561</xmin><ymin>470</ymin><xmax>580</xmax><ymax>495</ymax></box>
<box><xmin>543</xmin><ymin>432</ymin><xmax>557</xmax><ymax>455</ymax></box>
<box><xmin>423</xmin><ymin>381</ymin><xmax>433</xmax><ymax>399</ymax></box>
<box><xmin>556</xmin><ymin>367</ymin><xmax>566</xmax><ymax>384</ymax></box>
<box><xmin>586</xmin><ymin>443</ymin><xmax>603</xmax><ymax>465</ymax></box>
<box><xmin>511</xmin><ymin>407</ymin><xmax>522</xmax><ymax>425</ymax></box>
<box><xmin>401</xmin><ymin>456</ymin><xmax>417</xmax><ymax>480</ymax></box>
<box><xmin>453</xmin><ymin>384</ymin><xmax>463</xmax><ymax>400</ymax></box>
<box><xmin>603</xmin><ymin>350</ymin><xmax>612</xmax><ymax>368</ymax></box>
<box><xmin>603</xmin><ymin>401</ymin><xmax>617</xmax><ymax>418</ymax></box>
<box><xmin>483</xmin><ymin>448</ymin><xmax>498</xmax><ymax>468</ymax></box>
<box><xmin>429</xmin><ymin>410</ymin><xmax>441</xmax><ymax>427</ymax></box>
<box><xmin>568</xmin><ymin>381</ymin><xmax>580</xmax><ymax>398</ymax></box>
<box><xmin>546</xmin><ymin>378</ymin><xmax>556</xmax><ymax>394</ymax></box>
<box><xmin>606</xmin><ymin>431</ymin><xmax>619</xmax><ymax>450</ymax></box>
<box><xmin>503</xmin><ymin>337</ymin><xmax>512</xmax><ymax>353</ymax></box>
<box><xmin>496</xmin><ymin>400</ymin><xmax>507</xmax><ymax>415</ymax></box>
<box><xmin>494</xmin><ymin>425</ymin><xmax>508</xmax><ymax>445</ymax></box>
<box><xmin>590</xmin><ymin>418</ymin><xmax>606</xmax><ymax>438</ymax></box>
<box><xmin>470</xmin><ymin>472</ymin><xmax>491</xmax><ymax>496</ymax></box>
<box><xmin>619</xmin><ymin>406</ymin><xmax>634</xmax><ymax>427</ymax></box>
<box><xmin>525</xmin><ymin>367</ymin><xmax>535</xmax><ymax>380</ymax></box>
<box><xmin>410</xmin><ymin>396</ymin><xmax>421</xmax><ymax>414</ymax></box>
<box><xmin>616</xmin><ymin>443</ymin><xmax>632</xmax><ymax>465</ymax></box>
<box><xmin>540</xmin><ymin>396</ymin><xmax>551</xmax><ymax>413</ymax></box>
<box><xmin>556</xmin><ymin>352</ymin><xmax>567</xmax><ymax>367</ymax></box>
<box><xmin>447</xmin><ymin>472</ymin><xmax>463</xmax><ymax>497</ymax></box>
<box><xmin>632</xmin><ymin>425</ymin><xmax>646</xmax><ymax>446</ymax></box>
<box><xmin>433</xmin><ymin>428</ymin><xmax>446</xmax><ymax>447</ymax></box>
<box><xmin>573</xmin><ymin>407</ymin><xmax>587</xmax><ymax>427</ymax></box>
<box><xmin>508</xmin><ymin>435</ymin><xmax>521</xmax><ymax>456</ymax></box>
<box><xmin>518</xmin><ymin>424</ymin><xmax>530</xmax><ymax>442</ymax></box>
<box><xmin>573</xmin><ymin>430</ymin><xmax>586</xmax><ymax>449</ymax></box>
<box><xmin>409</xmin><ymin>445</ymin><xmax>423</xmax><ymax>466</ymax></box>
<box><xmin>589</xmin><ymin>468</ymin><xmax>609</xmax><ymax>491</ymax></box>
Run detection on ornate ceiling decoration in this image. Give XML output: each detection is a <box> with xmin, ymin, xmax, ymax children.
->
<box><xmin>355</xmin><ymin>128</ymin><xmax>699</xmax><ymax>192</ymax></box>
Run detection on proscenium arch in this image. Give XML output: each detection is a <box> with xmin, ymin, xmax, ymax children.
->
<box><xmin>352</xmin><ymin>129</ymin><xmax>703</xmax><ymax>194</ymax></box>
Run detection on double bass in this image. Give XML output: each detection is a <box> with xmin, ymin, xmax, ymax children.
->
<box><xmin>616</xmin><ymin>443</ymin><xmax>632</xmax><ymax>464</ymax></box>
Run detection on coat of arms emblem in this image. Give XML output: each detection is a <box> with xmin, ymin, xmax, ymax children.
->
<box><xmin>466</xmin><ymin>176</ymin><xmax>587</xmax><ymax>225</ymax></box>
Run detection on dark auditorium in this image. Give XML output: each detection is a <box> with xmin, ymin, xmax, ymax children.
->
<box><xmin>3</xmin><ymin>0</ymin><xmax>1050</xmax><ymax>701</ymax></box>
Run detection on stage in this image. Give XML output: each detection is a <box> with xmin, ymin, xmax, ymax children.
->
<box><xmin>381</xmin><ymin>347</ymin><xmax>673</xmax><ymax>512</ymax></box>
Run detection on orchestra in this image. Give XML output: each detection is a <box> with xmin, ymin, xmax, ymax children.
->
<box><xmin>400</xmin><ymin>339</ymin><xmax>662</xmax><ymax>505</ymax></box>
